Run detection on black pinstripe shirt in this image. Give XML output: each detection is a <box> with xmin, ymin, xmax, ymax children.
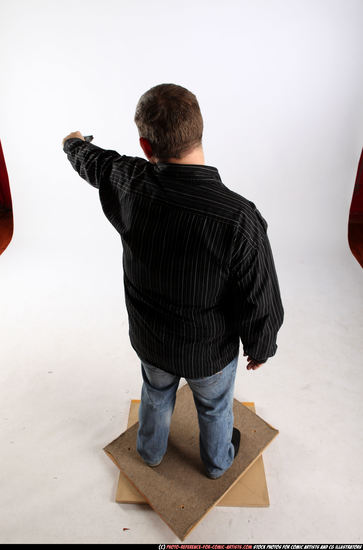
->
<box><xmin>63</xmin><ymin>138</ymin><xmax>284</xmax><ymax>378</ymax></box>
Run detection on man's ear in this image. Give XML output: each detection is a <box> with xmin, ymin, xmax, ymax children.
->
<box><xmin>139</xmin><ymin>137</ymin><xmax>155</xmax><ymax>162</ymax></box>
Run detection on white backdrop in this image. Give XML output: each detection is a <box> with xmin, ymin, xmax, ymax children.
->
<box><xmin>1</xmin><ymin>0</ymin><xmax>362</xmax><ymax>260</ymax></box>
<box><xmin>1</xmin><ymin>0</ymin><xmax>363</xmax><ymax>544</ymax></box>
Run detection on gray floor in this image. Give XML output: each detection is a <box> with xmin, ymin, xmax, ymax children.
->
<box><xmin>1</xmin><ymin>245</ymin><xmax>362</xmax><ymax>543</ymax></box>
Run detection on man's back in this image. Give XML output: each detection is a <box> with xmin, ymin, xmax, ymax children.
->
<box><xmin>63</xmin><ymin>138</ymin><xmax>284</xmax><ymax>378</ymax></box>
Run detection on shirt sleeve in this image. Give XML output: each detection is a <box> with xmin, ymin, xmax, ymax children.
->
<box><xmin>63</xmin><ymin>137</ymin><xmax>122</xmax><ymax>190</ymax></box>
<box><xmin>63</xmin><ymin>137</ymin><xmax>150</xmax><ymax>236</ymax></box>
<box><xmin>229</xmin><ymin>207</ymin><xmax>284</xmax><ymax>363</ymax></box>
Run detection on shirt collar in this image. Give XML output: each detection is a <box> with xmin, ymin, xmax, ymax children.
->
<box><xmin>154</xmin><ymin>161</ymin><xmax>222</xmax><ymax>183</ymax></box>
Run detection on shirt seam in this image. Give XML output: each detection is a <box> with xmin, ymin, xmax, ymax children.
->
<box><xmin>115</xmin><ymin>184</ymin><xmax>244</xmax><ymax>228</ymax></box>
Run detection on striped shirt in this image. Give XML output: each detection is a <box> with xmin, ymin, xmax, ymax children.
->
<box><xmin>63</xmin><ymin>138</ymin><xmax>284</xmax><ymax>378</ymax></box>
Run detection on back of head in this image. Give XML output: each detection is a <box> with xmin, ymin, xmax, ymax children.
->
<box><xmin>134</xmin><ymin>83</ymin><xmax>203</xmax><ymax>162</ymax></box>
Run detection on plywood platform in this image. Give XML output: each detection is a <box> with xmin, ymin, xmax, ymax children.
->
<box><xmin>116</xmin><ymin>399</ymin><xmax>270</xmax><ymax>508</ymax></box>
<box><xmin>104</xmin><ymin>383</ymin><xmax>278</xmax><ymax>540</ymax></box>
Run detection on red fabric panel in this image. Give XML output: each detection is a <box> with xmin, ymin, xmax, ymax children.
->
<box><xmin>0</xmin><ymin>140</ymin><xmax>13</xmax><ymax>255</ymax></box>
<box><xmin>349</xmin><ymin>148</ymin><xmax>363</xmax><ymax>217</ymax></box>
<box><xmin>348</xmin><ymin>148</ymin><xmax>363</xmax><ymax>268</ymax></box>
<box><xmin>0</xmin><ymin>140</ymin><xmax>12</xmax><ymax>210</ymax></box>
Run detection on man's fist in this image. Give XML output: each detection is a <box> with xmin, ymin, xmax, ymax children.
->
<box><xmin>62</xmin><ymin>131</ymin><xmax>85</xmax><ymax>146</ymax></box>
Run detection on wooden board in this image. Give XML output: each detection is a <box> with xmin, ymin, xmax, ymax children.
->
<box><xmin>104</xmin><ymin>383</ymin><xmax>278</xmax><ymax>541</ymax></box>
<box><xmin>116</xmin><ymin>399</ymin><xmax>270</xmax><ymax>507</ymax></box>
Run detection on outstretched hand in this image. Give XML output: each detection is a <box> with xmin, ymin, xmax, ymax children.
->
<box><xmin>62</xmin><ymin>131</ymin><xmax>85</xmax><ymax>146</ymax></box>
<box><xmin>244</xmin><ymin>353</ymin><xmax>265</xmax><ymax>370</ymax></box>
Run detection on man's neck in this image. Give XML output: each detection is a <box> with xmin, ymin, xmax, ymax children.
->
<box><xmin>159</xmin><ymin>146</ymin><xmax>205</xmax><ymax>166</ymax></box>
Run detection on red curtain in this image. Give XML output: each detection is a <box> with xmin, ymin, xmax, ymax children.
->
<box><xmin>0</xmin><ymin>140</ymin><xmax>12</xmax><ymax>210</ymax></box>
<box><xmin>348</xmin><ymin>148</ymin><xmax>363</xmax><ymax>268</ymax></box>
<box><xmin>0</xmin><ymin>139</ymin><xmax>13</xmax><ymax>255</ymax></box>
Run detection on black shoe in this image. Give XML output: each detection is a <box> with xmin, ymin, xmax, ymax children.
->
<box><xmin>232</xmin><ymin>427</ymin><xmax>241</xmax><ymax>458</ymax></box>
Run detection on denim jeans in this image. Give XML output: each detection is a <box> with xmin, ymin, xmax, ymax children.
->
<box><xmin>136</xmin><ymin>354</ymin><xmax>239</xmax><ymax>479</ymax></box>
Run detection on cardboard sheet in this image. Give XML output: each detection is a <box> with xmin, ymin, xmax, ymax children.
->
<box><xmin>104</xmin><ymin>383</ymin><xmax>278</xmax><ymax>540</ymax></box>
<box><xmin>116</xmin><ymin>399</ymin><xmax>270</xmax><ymax>507</ymax></box>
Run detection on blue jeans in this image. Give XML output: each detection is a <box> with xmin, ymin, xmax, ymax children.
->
<box><xmin>136</xmin><ymin>354</ymin><xmax>238</xmax><ymax>479</ymax></box>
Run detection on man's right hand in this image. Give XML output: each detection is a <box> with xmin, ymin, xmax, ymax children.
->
<box><xmin>62</xmin><ymin>131</ymin><xmax>85</xmax><ymax>146</ymax></box>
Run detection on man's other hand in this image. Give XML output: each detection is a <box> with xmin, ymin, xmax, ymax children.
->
<box><xmin>244</xmin><ymin>353</ymin><xmax>266</xmax><ymax>370</ymax></box>
<box><xmin>62</xmin><ymin>131</ymin><xmax>85</xmax><ymax>146</ymax></box>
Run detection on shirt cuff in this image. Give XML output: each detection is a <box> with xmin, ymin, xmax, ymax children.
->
<box><xmin>63</xmin><ymin>137</ymin><xmax>85</xmax><ymax>153</ymax></box>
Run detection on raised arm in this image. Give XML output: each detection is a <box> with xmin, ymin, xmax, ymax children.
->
<box><xmin>62</xmin><ymin>133</ymin><xmax>122</xmax><ymax>190</ymax></box>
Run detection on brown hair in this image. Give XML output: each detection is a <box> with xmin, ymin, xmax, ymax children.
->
<box><xmin>134</xmin><ymin>83</ymin><xmax>203</xmax><ymax>161</ymax></box>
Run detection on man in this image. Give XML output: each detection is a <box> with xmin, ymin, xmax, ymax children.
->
<box><xmin>62</xmin><ymin>83</ymin><xmax>284</xmax><ymax>479</ymax></box>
